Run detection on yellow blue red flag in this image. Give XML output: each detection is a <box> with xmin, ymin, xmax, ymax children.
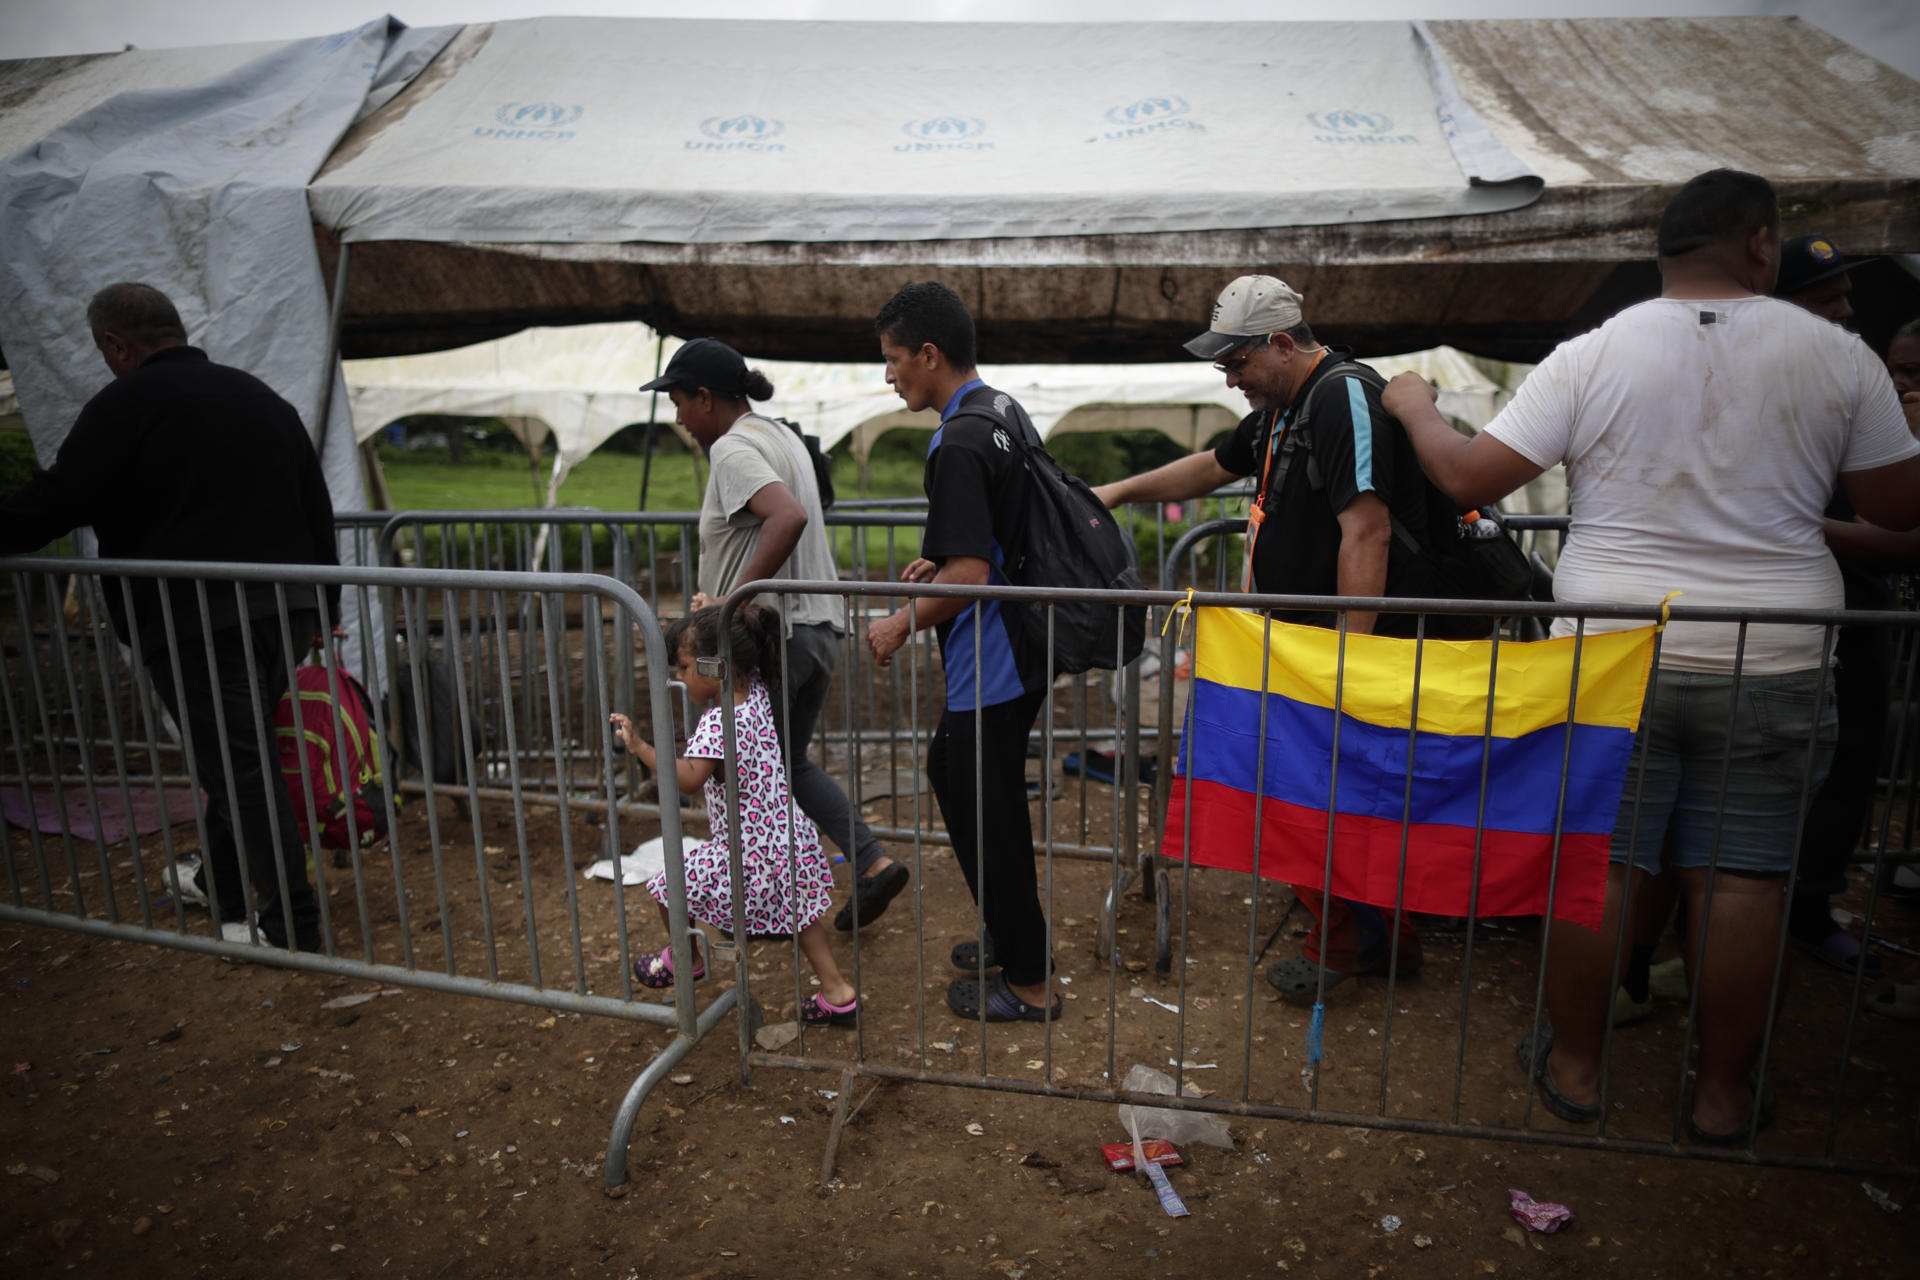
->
<box><xmin>1161</xmin><ymin>608</ymin><xmax>1657</xmax><ymax>930</ymax></box>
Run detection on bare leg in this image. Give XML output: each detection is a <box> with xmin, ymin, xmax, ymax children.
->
<box><xmin>1680</xmin><ymin>867</ymin><xmax>1785</xmax><ymax>1134</ymax></box>
<box><xmin>1545</xmin><ymin>864</ymin><xmax>1669</xmax><ymax>1104</ymax></box>
<box><xmin>797</xmin><ymin>918</ymin><xmax>856</xmax><ymax>1007</ymax></box>
<box><xmin>655</xmin><ymin>902</ymin><xmax>700</xmax><ymax>970</ymax></box>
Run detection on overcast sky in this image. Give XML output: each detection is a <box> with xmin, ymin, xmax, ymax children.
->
<box><xmin>3</xmin><ymin>0</ymin><xmax>1917</xmax><ymax>79</ymax></box>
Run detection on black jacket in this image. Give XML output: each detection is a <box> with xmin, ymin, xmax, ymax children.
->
<box><xmin>0</xmin><ymin>346</ymin><xmax>339</xmax><ymax>653</ymax></box>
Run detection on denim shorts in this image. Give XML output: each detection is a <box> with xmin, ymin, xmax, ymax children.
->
<box><xmin>1610</xmin><ymin>668</ymin><xmax>1838</xmax><ymax>876</ymax></box>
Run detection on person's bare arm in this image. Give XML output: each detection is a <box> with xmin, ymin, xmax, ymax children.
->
<box><xmin>1382</xmin><ymin>373</ymin><xmax>1545</xmax><ymax>508</ymax></box>
<box><xmin>1840</xmin><ymin>455</ymin><xmax>1920</xmax><ymax>533</ymax></box>
<box><xmin>609</xmin><ymin>712</ymin><xmax>718</xmax><ymax>793</ymax></box>
<box><xmin>729</xmin><ymin>480</ymin><xmax>809</xmax><ymax>599</ymax></box>
<box><xmin>1334</xmin><ymin>492</ymin><xmax>1391</xmax><ymax>637</ymax></box>
<box><xmin>1092</xmin><ymin>451</ymin><xmax>1237</xmax><ymax>510</ymax></box>
<box><xmin>1824</xmin><ymin>517</ymin><xmax>1920</xmax><ymax>570</ymax></box>
<box><xmin>866</xmin><ymin>555</ymin><xmax>990</xmax><ymax>667</ymax></box>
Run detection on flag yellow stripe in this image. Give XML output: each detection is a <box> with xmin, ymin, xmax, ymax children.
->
<box><xmin>1191</xmin><ymin>607</ymin><xmax>1654</xmax><ymax>737</ymax></box>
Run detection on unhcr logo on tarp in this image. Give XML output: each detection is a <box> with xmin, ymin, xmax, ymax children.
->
<box><xmin>475</xmin><ymin>102</ymin><xmax>582</xmax><ymax>141</ymax></box>
<box><xmin>1307</xmin><ymin>109</ymin><xmax>1417</xmax><ymax>145</ymax></box>
<box><xmin>689</xmin><ymin>115</ymin><xmax>786</xmax><ymax>152</ymax></box>
<box><xmin>1093</xmin><ymin>96</ymin><xmax>1206</xmax><ymax>143</ymax></box>
<box><xmin>896</xmin><ymin>117</ymin><xmax>991</xmax><ymax>152</ymax></box>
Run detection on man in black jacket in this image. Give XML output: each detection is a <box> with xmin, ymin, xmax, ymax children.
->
<box><xmin>0</xmin><ymin>283</ymin><xmax>339</xmax><ymax>951</ymax></box>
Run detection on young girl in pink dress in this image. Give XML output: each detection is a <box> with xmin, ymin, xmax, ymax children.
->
<box><xmin>610</xmin><ymin>604</ymin><xmax>858</xmax><ymax>1026</ymax></box>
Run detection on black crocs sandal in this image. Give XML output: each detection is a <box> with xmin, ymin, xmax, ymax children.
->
<box><xmin>799</xmin><ymin>992</ymin><xmax>860</xmax><ymax>1027</ymax></box>
<box><xmin>1516</xmin><ymin>1025</ymin><xmax>1601</xmax><ymax>1124</ymax></box>
<box><xmin>947</xmin><ymin>973</ymin><xmax>1061</xmax><ymax>1023</ymax></box>
<box><xmin>833</xmin><ymin>862</ymin><xmax>911</xmax><ymax>932</ymax></box>
<box><xmin>950</xmin><ymin>935</ymin><xmax>998</xmax><ymax>971</ymax></box>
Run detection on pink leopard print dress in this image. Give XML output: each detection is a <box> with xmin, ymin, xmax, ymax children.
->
<box><xmin>646</xmin><ymin>679</ymin><xmax>833</xmax><ymax>935</ymax></box>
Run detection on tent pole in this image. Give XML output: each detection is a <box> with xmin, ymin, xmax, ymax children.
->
<box><xmin>313</xmin><ymin>240</ymin><xmax>352</xmax><ymax>455</ymax></box>
<box><xmin>638</xmin><ymin>332</ymin><xmax>665</xmax><ymax>511</ymax></box>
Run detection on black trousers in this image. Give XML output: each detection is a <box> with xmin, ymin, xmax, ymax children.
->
<box><xmin>926</xmin><ymin>688</ymin><xmax>1049</xmax><ymax>987</ymax></box>
<box><xmin>1793</xmin><ymin>623</ymin><xmax>1891</xmax><ymax>909</ymax></box>
<box><xmin>147</xmin><ymin>613</ymin><xmax>319</xmax><ymax>946</ymax></box>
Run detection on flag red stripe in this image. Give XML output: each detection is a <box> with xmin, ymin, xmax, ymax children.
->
<box><xmin>1161</xmin><ymin>775</ymin><xmax>1607</xmax><ymax>930</ymax></box>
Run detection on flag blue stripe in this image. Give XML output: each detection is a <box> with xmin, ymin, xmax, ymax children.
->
<box><xmin>1177</xmin><ymin>678</ymin><xmax>1634</xmax><ymax>835</ymax></box>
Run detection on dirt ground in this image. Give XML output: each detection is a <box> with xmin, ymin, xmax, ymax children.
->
<box><xmin>5</xmin><ymin>778</ymin><xmax>1920</xmax><ymax>1280</ymax></box>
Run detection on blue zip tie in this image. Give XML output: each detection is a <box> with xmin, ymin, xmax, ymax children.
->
<box><xmin>1306</xmin><ymin>1002</ymin><xmax>1326</xmax><ymax>1064</ymax></box>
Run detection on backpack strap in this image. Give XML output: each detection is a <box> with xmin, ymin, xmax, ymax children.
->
<box><xmin>944</xmin><ymin>389</ymin><xmax>1042</xmax><ymax>451</ymax></box>
<box><xmin>1282</xmin><ymin>362</ymin><xmax>1428</xmax><ymax>557</ymax></box>
<box><xmin>1245</xmin><ymin>361</ymin><xmax>1424</xmax><ymax>590</ymax></box>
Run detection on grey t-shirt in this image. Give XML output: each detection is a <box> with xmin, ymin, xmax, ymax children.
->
<box><xmin>696</xmin><ymin>413</ymin><xmax>843</xmax><ymax>633</ymax></box>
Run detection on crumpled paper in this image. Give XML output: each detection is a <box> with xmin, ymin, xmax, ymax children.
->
<box><xmin>1509</xmin><ymin>1188</ymin><xmax>1573</xmax><ymax>1232</ymax></box>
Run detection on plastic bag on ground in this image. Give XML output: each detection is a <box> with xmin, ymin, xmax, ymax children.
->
<box><xmin>1117</xmin><ymin>1064</ymin><xmax>1233</xmax><ymax>1155</ymax></box>
<box><xmin>583</xmin><ymin>836</ymin><xmax>666</xmax><ymax>886</ymax></box>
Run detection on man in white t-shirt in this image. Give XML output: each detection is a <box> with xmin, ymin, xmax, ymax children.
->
<box><xmin>642</xmin><ymin>338</ymin><xmax>909</xmax><ymax>930</ymax></box>
<box><xmin>1381</xmin><ymin>169</ymin><xmax>1920</xmax><ymax>1144</ymax></box>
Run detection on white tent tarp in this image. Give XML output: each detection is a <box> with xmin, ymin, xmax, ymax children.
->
<box><xmin>309</xmin><ymin>18</ymin><xmax>1539</xmax><ymax>247</ymax></box>
<box><xmin>0</xmin><ymin>18</ymin><xmax>457</xmax><ymax>681</ymax></box>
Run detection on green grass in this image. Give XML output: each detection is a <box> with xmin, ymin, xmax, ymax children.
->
<box><xmin>370</xmin><ymin>426</ymin><xmax>1240</xmax><ymax>582</ymax></box>
<box><xmin>376</xmin><ymin>447</ymin><xmax>707</xmax><ymax>513</ymax></box>
<box><xmin>374</xmin><ymin>443</ymin><xmax>928</xmax><ymax>573</ymax></box>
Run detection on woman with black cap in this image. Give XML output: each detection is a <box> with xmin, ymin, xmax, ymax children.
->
<box><xmin>639</xmin><ymin>338</ymin><xmax>909</xmax><ymax>929</ymax></box>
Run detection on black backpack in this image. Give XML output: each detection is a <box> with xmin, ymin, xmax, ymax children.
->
<box><xmin>773</xmin><ymin>416</ymin><xmax>836</xmax><ymax>509</ymax></box>
<box><xmin>1272</xmin><ymin>362</ymin><xmax>1534</xmax><ymax>639</ymax></box>
<box><xmin>949</xmin><ymin>393</ymin><xmax>1146</xmax><ymax>675</ymax></box>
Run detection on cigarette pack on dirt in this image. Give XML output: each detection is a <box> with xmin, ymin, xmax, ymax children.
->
<box><xmin>1101</xmin><ymin>1140</ymin><xmax>1183</xmax><ymax>1170</ymax></box>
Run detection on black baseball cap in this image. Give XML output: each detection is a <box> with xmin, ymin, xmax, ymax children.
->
<box><xmin>1775</xmin><ymin>234</ymin><xmax>1879</xmax><ymax>297</ymax></box>
<box><xmin>639</xmin><ymin>337</ymin><xmax>747</xmax><ymax>395</ymax></box>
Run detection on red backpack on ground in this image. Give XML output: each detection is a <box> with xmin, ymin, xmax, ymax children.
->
<box><xmin>274</xmin><ymin>660</ymin><xmax>389</xmax><ymax>852</ymax></box>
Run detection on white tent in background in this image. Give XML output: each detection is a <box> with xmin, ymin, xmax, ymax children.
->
<box><xmin>343</xmin><ymin>321</ymin><xmax>1563</xmax><ymax>512</ymax></box>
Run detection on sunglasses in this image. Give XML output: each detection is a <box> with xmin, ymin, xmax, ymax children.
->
<box><xmin>1214</xmin><ymin>336</ymin><xmax>1270</xmax><ymax>376</ymax></box>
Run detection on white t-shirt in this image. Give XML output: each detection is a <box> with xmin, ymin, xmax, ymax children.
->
<box><xmin>1485</xmin><ymin>296</ymin><xmax>1918</xmax><ymax>673</ymax></box>
<box><xmin>697</xmin><ymin>413</ymin><xmax>843</xmax><ymax>634</ymax></box>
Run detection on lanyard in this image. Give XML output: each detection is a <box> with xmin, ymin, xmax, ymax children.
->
<box><xmin>1242</xmin><ymin>350</ymin><xmax>1328</xmax><ymax>593</ymax></box>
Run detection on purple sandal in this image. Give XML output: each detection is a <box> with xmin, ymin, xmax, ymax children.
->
<box><xmin>799</xmin><ymin>991</ymin><xmax>860</xmax><ymax>1026</ymax></box>
<box><xmin>633</xmin><ymin>945</ymin><xmax>705</xmax><ymax>990</ymax></box>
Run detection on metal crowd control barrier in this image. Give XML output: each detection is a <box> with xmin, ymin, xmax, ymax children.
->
<box><xmin>373</xmin><ymin>511</ymin><xmax>646</xmax><ymax>809</ymax></box>
<box><xmin>708</xmin><ymin>575</ymin><xmax>1919</xmax><ymax>1179</ymax></box>
<box><xmin>588</xmin><ymin>506</ymin><xmax>1156</xmax><ymax>868</ymax></box>
<box><xmin>0</xmin><ymin>555</ymin><xmax>727</xmax><ymax>1190</ymax></box>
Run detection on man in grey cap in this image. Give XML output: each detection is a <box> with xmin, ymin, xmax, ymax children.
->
<box><xmin>1096</xmin><ymin>274</ymin><xmax>1450</xmax><ymax>1002</ymax></box>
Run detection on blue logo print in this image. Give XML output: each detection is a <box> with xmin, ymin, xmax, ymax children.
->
<box><xmin>895</xmin><ymin>117</ymin><xmax>992</xmax><ymax>152</ymax></box>
<box><xmin>496</xmin><ymin>102</ymin><xmax>583</xmax><ymax>128</ymax></box>
<box><xmin>701</xmin><ymin>114</ymin><xmax>784</xmax><ymax>139</ymax></box>
<box><xmin>476</xmin><ymin>102</ymin><xmax>583</xmax><ymax>141</ymax></box>
<box><xmin>902</xmin><ymin>117</ymin><xmax>987</xmax><ymax>141</ymax></box>
<box><xmin>1308</xmin><ymin>110</ymin><xmax>1416</xmax><ymax>145</ymax></box>
<box><xmin>1094</xmin><ymin>95</ymin><xmax>1206</xmax><ymax>143</ymax></box>
<box><xmin>1105</xmin><ymin>97</ymin><xmax>1189</xmax><ymax>127</ymax></box>
<box><xmin>1308</xmin><ymin>110</ymin><xmax>1391</xmax><ymax>134</ymax></box>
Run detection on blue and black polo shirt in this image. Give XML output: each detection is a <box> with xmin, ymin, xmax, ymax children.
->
<box><xmin>1213</xmin><ymin>346</ymin><xmax>1447</xmax><ymax>637</ymax></box>
<box><xmin>921</xmin><ymin>381</ymin><xmax>1047</xmax><ymax>711</ymax></box>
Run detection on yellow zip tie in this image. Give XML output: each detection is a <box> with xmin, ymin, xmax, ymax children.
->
<box><xmin>1658</xmin><ymin>590</ymin><xmax>1682</xmax><ymax>631</ymax></box>
<box><xmin>1161</xmin><ymin>587</ymin><xmax>1197</xmax><ymax>649</ymax></box>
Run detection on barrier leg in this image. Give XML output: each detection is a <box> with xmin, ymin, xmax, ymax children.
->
<box><xmin>603</xmin><ymin>985</ymin><xmax>740</xmax><ymax>1194</ymax></box>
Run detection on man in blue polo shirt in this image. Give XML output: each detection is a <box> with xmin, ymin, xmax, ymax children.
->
<box><xmin>866</xmin><ymin>281</ymin><xmax>1059</xmax><ymax>1023</ymax></box>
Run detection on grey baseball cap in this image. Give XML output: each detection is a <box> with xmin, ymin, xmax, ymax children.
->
<box><xmin>1184</xmin><ymin>275</ymin><xmax>1308</xmax><ymax>360</ymax></box>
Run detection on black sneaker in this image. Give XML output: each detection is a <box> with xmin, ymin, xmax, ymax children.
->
<box><xmin>832</xmin><ymin>862</ymin><xmax>910</xmax><ymax>932</ymax></box>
